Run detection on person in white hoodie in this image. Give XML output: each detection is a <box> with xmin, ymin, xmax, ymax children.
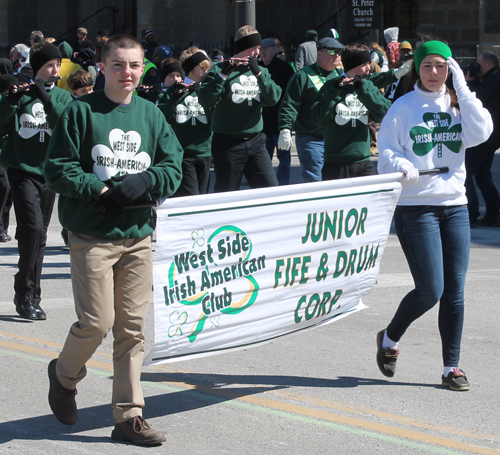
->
<box><xmin>375</xmin><ymin>41</ymin><xmax>493</xmax><ymax>391</ymax></box>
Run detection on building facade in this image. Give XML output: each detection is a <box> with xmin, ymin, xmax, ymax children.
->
<box><xmin>0</xmin><ymin>0</ymin><xmax>498</xmax><ymax>59</ymax></box>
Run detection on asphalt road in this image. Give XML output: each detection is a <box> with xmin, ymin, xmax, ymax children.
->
<box><xmin>1</xmin><ymin>150</ymin><xmax>499</xmax><ymax>454</ymax></box>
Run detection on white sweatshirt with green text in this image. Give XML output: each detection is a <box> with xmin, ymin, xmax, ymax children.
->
<box><xmin>377</xmin><ymin>83</ymin><xmax>493</xmax><ymax>206</ymax></box>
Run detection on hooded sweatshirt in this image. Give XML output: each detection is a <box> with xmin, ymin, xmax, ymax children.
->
<box><xmin>384</xmin><ymin>27</ymin><xmax>400</xmax><ymax>64</ymax></box>
<box><xmin>58</xmin><ymin>41</ymin><xmax>82</xmax><ymax>93</ymax></box>
<box><xmin>377</xmin><ymin>83</ymin><xmax>493</xmax><ymax>206</ymax></box>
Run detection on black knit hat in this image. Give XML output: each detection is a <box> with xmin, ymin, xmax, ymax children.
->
<box><xmin>31</xmin><ymin>44</ymin><xmax>62</xmax><ymax>77</ymax></box>
<box><xmin>0</xmin><ymin>74</ymin><xmax>18</xmax><ymax>93</ymax></box>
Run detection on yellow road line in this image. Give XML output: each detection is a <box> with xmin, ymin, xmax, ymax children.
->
<box><xmin>273</xmin><ymin>389</ymin><xmax>500</xmax><ymax>444</ymax></box>
<box><xmin>1</xmin><ymin>332</ymin><xmax>499</xmax><ymax>455</ymax></box>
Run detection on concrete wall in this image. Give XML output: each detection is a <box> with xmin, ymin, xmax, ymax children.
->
<box><xmin>417</xmin><ymin>0</ymin><xmax>480</xmax><ymax>56</ymax></box>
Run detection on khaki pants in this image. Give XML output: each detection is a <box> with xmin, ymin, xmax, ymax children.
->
<box><xmin>56</xmin><ymin>232</ymin><xmax>152</xmax><ymax>423</ymax></box>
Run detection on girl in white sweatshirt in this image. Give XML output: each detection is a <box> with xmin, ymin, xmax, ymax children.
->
<box><xmin>375</xmin><ymin>41</ymin><xmax>493</xmax><ymax>391</ymax></box>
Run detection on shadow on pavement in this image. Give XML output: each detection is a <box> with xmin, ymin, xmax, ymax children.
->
<box><xmin>0</xmin><ymin>371</ymin><xmax>443</xmax><ymax>444</ymax></box>
<box><xmin>0</xmin><ymin>385</ymin><xmax>276</xmax><ymax>444</ymax></box>
<box><xmin>141</xmin><ymin>371</ymin><xmax>438</xmax><ymax>391</ymax></box>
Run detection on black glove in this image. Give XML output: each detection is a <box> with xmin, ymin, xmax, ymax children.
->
<box><xmin>7</xmin><ymin>85</ymin><xmax>26</xmax><ymax>105</ymax></box>
<box><xmin>171</xmin><ymin>82</ymin><xmax>186</xmax><ymax>100</ymax></box>
<box><xmin>152</xmin><ymin>83</ymin><xmax>164</xmax><ymax>96</ymax></box>
<box><xmin>32</xmin><ymin>79</ymin><xmax>51</xmax><ymax>106</ymax></box>
<box><xmin>99</xmin><ymin>190</ymin><xmax>125</xmax><ymax>217</ymax></box>
<box><xmin>220</xmin><ymin>59</ymin><xmax>235</xmax><ymax>77</ymax></box>
<box><xmin>247</xmin><ymin>57</ymin><xmax>261</xmax><ymax>77</ymax></box>
<box><xmin>353</xmin><ymin>74</ymin><xmax>365</xmax><ymax>89</ymax></box>
<box><xmin>189</xmin><ymin>82</ymin><xmax>200</xmax><ymax>94</ymax></box>
<box><xmin>331</xmin><ymin>77</ymin><xmax>344</xmax><ymax>89</ymax></box>
<box><xmin>136</xmin><ymin>85</ymin><xmax>150</xmax><ymax>99</ymax></box>
<box><xmin>108</xmin><ymin>172</ymin><xmax>153</xmax><ymax>205</ymax></box>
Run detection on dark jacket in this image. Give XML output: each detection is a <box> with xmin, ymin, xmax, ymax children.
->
<box><xmin>468</xmin><ymin>66</ymin><xmax>500</xmax><ymax>147</ymax></box>
<box><xmin>0</xmin><ymin>58</ymin><xmax>13</xmax><ymax>75</ymax></box>
<box><xmin>261</xmin><ymin>55</ymin><xmax>295</xmax><ymax>134</ymax></box>
<box><xmin>141</xmin><ymin>39</ymin><xmax>159</xmax><ymax>62</ymax></box>
<box><xmin>12</xmin><ymin>63</ymin><xmax>33</xmax><ymax>84</ymax></box>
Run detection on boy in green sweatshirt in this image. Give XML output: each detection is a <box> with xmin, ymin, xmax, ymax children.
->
<box><xmin>158</xmin><ymin>46</ymin><xmax>213</xmax><ymax>196</ymax></box>
<box><xmin>199</xmin><ymin>25</ymin><xmax>281</xmax><ymax>192</ymax></box>
<box><xmin>44</xmin><ymin>35</ymin><xmax>182</xmax><ymax>446</ymax></box>
<box><xmin>0</xmin><ymin>43</ymin><xmax>72</xmax><ymax>320</ymax></box>
<box><xmin>311</xmin><ymin>43</ymin><xmax>392</xmax><ymax>180</ymax></box>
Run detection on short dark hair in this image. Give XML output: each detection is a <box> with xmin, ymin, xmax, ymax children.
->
<box><xmin>67</xmin><ymin>70</ymin><xmax>94</xmax><ymax>90</ymax></box>
<box><xmin>341</xmin><ymin>42</ymin><xmax>369</xmax><ymax>58</ymax></box>
<box><xmin>481</xmin><ymin>51</ymin><xmax>499</xmax><ymax>68</ymax></box>
<box><xmin>101</xmin><ymin>35</ymin><xmax>144</xmax><ymax>62</ymax></box>
<box><xmin>30</xmin><ymin>30</ymin><xmax>44</xmax><ymax>44</ymax></box>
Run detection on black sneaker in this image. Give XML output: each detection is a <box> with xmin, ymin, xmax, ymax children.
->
<box><xmin>111</xmin><ymin>416</ymin><xmax>166</xmax><ymax>445</ymax></box>
<box><xmin>441</xmin><ymin>368</ymin><xmax>470</xmax><ymax>391</ymax></box>
<box><xmin>14</xmin><ymin>294</ymin><xmax>37</xmax><ymax>320</ymax></box>
<box><xmin>48</xmin><ymin>359</ymin><xmax>78</xmax><ymax>425</ymax></box>
<box><xmin>376</xmin><ymin>330</ymin><xmax>399</xmax><ymax>377</ymax></box>
<box><xmin>0</xmin><ymin>231</ymin><xmax>11</xmax><ymax>242</ymax></box>
<box><xmin>478</xmin><ymin>213</ymin><xmax>500</xmax><ymax>227</ymax></box>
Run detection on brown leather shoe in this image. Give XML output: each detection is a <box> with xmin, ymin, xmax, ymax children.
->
<box><xmin>48</xmin><ymin>359</ymin><xmax>78</xmax><ymax>425</ymax></box>
<box><xmin>111</xmin><ymin>416</ymin><xmax>166</xmax><ymax>445</ymax></box>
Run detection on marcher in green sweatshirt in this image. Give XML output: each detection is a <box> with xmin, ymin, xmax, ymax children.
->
<box><xmin>44</xmin><ymin>35</ymin><xmax>182</xmax><ymax>446</ymax></box>
<box><xmin>198</xmin><ymin>25</ymin><xmax>281</xmax><ymax>192</ymax></box>
<box><xmin>159</xmin><ymin>46</ymin><xmax>213</xmax><ymax>196</ymax></box>
<box><xmin>277</xmin><ymin>37</ymin><xmax>344</xmax><ymax>182</ymax></box>
<box><xmin>0</xmin><ymin>43</ymin><xmax>72</xmax><ymax>320</ymax></box>
<box><xmin>311</xmin><ymin>43</ymin><xmax>392</xmax><ymax>180</ymax></box>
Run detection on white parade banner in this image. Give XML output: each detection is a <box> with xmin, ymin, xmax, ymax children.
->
<box><xmin>144</xmin><ymin>173</ymin><xmax>402</xmax><ymax>365</ymax></box>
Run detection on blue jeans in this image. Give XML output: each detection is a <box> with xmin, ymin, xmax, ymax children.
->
<box><xmin>387</xmin><ymin>205</ymin><xmax>470</xmax><ymax>367</ymax></box>
<box><xmin>265</xmin><ymin>133</ymin><xmax>291</xmax><ymax>185</ymax></box>
<box><xmin>294</xmin><ymin>133</ymin><xmax>324</xmax><ymax>182</ymax></box>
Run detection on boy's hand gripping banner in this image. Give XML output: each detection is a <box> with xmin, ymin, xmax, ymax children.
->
<box><xmin>144</xmin><ymin>174</ymin><xmax>402</xmax><ymax>365</ymax></box>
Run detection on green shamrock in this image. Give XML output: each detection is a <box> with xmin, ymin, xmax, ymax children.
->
<box><xmin>410</xmin><ymin>112</ymin><xmax>462</xmax><ymax>157</ymax></box>
<box><xmin>168</xmin><ymin>310</ymin><xmax>188</xmax><ymax>338</ymax></box>
<box><xmin>191</xmin><ymin>229</ymin><xmax>205</xmax><ymax>248</ymax></box>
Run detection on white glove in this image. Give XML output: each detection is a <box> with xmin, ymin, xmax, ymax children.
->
<box><xmin>447</xmin><ymin>57</ymin><xmax>470</xmax><ymax>99</ymax></box>
<box><xmin>399</xmin><ymin>162</ymin><xmax>419</xmax><ymax>183</ymax></box>
<box><xmin>278</xmin><ymin>129</ymin><xmax>292</xmax><ymax>151</ymax></box>
<box><xmin>394</xmin><ymin>60</ymin><xmax>413</xmax><ymax>80</ymax></box>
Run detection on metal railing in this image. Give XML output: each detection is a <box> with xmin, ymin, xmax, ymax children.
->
<box><xmin>55</xmin><ymin>6</ymin><xmax>119</xmax><ymax>42</ymax></box>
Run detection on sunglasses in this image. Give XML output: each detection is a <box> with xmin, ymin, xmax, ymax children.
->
<box><xmin>321</xmin><ymin>49</ymin><xmax>341</xmax><ymax>56</ymax></box>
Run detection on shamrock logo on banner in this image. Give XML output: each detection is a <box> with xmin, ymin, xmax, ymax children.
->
<box><xmin>231</xmin><ymin>75</ymin><xmax>260</xmax><ymax>106</ymax></box>
<box><xmin>410</xmin><ymin>112</ymin><xmax>462</xmax><ymax>158</ymax></box>
<box><xmin>176</xmin><ymin>95</ymin><xmax>208</xmax><ymax>125</ymax></box>
<box><xmin>335</xmin><ymin>94</ymin><xmax>368</xmax><ymax>127</ymax></box>
<box><xmin>19</xmin><ymin>102</ymin><xmax>52</xmax><ymax>142</ymax></box>
<box><xmin>191</xmin><ymin>229</ymin><xmax>205</xmax><ymax>248</ymax></box>
<box><xmin>168</xmin><ymin>310</ymin><xmax>188</xmax><ymax>338</ymax></box>
<box><xmin>91</xmin><ymin>128</ymin><xmax>151</xmax><ymax>181</ymax></box>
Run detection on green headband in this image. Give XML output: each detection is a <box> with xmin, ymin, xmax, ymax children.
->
<box><xmin>414</xmin><ymin>41</ymin><xmax>452</xmax><ymax>75</ymax></box>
